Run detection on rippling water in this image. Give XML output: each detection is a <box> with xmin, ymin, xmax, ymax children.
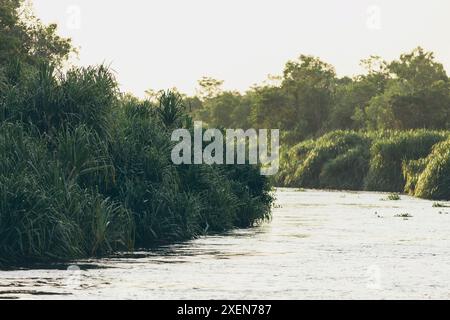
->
<box><xmin>1</xmin><ymin>188</ymin><xmax>450</xmax><ymax>299</ymax></box>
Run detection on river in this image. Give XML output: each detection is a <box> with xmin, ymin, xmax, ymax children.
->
<box><xmin>1</xmin><ymin>188</ymin><xmax>450</xmax><ymax>299</ymax></box>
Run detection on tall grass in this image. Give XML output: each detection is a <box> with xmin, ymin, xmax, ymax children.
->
<box><xmin>402</xmin><ymin>158</ymin><xmax>428</xmax><ymax>195</ymax></box>
<box><xmin>278</xmin><ymin>131</ymin><xmax>370</xmax><ymax>190</ymax></box>
<box><xmin>414</xmin><ymin>139</ymin><xmax>450</xmax><ymax>200</ymax></box>
<box><xmin>279</xmin><ymin>129</ymin><xmax>450</xmax><ymax>199</ymax></box>
<box><xmin>0</xmin><ymin>63</ymin><xmax>273</xmax><ymax>266</ymax></box>
<box><xmin>364</xmin><ymin>130</ymin><xmax>447</xmax><ymax>192</ymax></box>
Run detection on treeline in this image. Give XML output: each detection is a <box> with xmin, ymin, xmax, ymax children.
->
<box><xmin>276</xmin><ymin>130</ymin><xmax>450</xmax><ymax>200</ymax></box>
<box><xmin>182</xmin><ymin>38</ymin><xmax>450</xmax><ymax>199</ymax></box>
<box><xmin>0</xmin><ymin>1</ymin><xmax>273</xmax><ymax>265</ymax></box>
<box><xmin>186</xmin><ymin>48</ymin><xmax>450</xmax><ymax>145</ymax></box>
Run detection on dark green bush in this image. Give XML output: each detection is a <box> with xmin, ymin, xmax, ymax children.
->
<box><xmin>0</xmin><ymin>66</ymin><xmax>273</xmax><ymax>266</ymax></box>
<box><xmin>0</xmin><ymin>63</ymin><xmax>117</xmax><ymax>137</ymax></box>
<box><xmin>415</xmin><ymin>139</ymin><xmax>450</xmax><ymax>200</ymax></box>
<box><xmin>365</xmin><ymin>130</ymin><xmax>447</xmax><ymax>192</ymax></box>
<box><xmin>0</xmin><ymin>123</ymin><xmax>133</xmax><ymax>263</ymax></box>
<box><xmin>279</xmin><ymin>129</ymin><xmax>450</xmax><ymax>199</ymax></box>
<box><xmin>319</xmin><ymin>146</ymin><xmax>370</xmax><ymax>190</ymax></box>
<box><xmin>402</xmin><ymin>158</ymin><xmax>428</xmax><ymax>195</ymax></box>
<box><xmin>275</xmin><ymin>140</ymin><xmax>315</xmax><ymax>187</ymax></box>
<box><xmin>290</xmin><ymin>131</ymin><xmax>369</xmax><ymax>188</ymax></box>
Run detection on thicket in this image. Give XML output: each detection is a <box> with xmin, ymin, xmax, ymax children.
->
<box><xmin>277</xmin><ymin>130</ymin><xmax>450</xmax><ymax>200</ymax></box>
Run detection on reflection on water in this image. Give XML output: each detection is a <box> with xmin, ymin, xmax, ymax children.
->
<box><xmin>1</xmin><ymin>188</ymin><xmax>450</xmax><ymax>299</ymax></box>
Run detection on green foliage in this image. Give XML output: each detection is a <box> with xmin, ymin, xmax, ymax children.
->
<box><xmin>357</xmin><ymin>47</ymin><xmax>449</xmax><ymax>131</ymax></box>
<box><xmin>0</xmin><ymin>0</ymin><xmax>73</xmax><ymax>69</ymax></box>
<box><xmin>157</xmin><ymin>90</ymin><xmax>186</xmax><ymax>128</ymax></box>
<box><xmin>365</xmin><ymin>130</ymin><xmax>446</xmax><ymax>192</ymax></box>
<box><xmin>279</xmin><ymin>129</ymin><xmax>450</xmax><ymax>200</ymax></box>
<box><xmin>415</xmin><ymin>139</ymin><xmax>450</xmax><ymax>200</ymax></box>
<box><xmin>0</xmin><ymin>64</ymin><xmax>273</xmax><ymax>266</ymax></box>
<box><xmin>402</xmin><ymin>158</ymin><xmax>428</xmax><ymax>195</ymax></box>
<box><xmin>187</xmin><ymin>47</ymin><xmax>449</xmax><ymax>145</ymax></box>
<box><xmin>274</xmin><ymin>143</ymin><xmax>311</xmax><ymax>187</ymax></box>
<box><xmin>0</xmin><ymin>123</ymin><xmax>133</xmax><ymax>263</ymax></box>
<box><xmin>289</xmin><ymin>131</ymin><xmax>370</xmax><ymax>189</ymax></box>
<box><xmin>3</xmin><ymin>1</ymin><xmax>450</xmax><ymax>265</ymax></box>
<box><xmin>319</xmin><ymin>146</ymin><xmax>370</xmax><ymax>190</ymax></box>
<box><xmin>386</xmin><ymin>193</ymin><xmax>401</xmax><ymax>201</ymax></box>
<box><xmin>224</xmin><ymin>164</ymin><xmax>273</xmax><ymax>227</ymax></box>
<box><xmin>1</xmin><ymin>63</ymin><xmax>118</xmax><ymax>138</ymax></box>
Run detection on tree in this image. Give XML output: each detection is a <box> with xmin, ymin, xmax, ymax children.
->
<box><xmin>281</xmin><ymin>55</ymin><xmax>337</xmax><ymax>138</ymax></box>
<box><xmin>363</xmin><ymin>47</ymin><xmax>449</xmax><ymax>130</ymax></box>
<box><xmin>329</xmin><ymin>57</ymin><xmax>389</xmax><ymax>130</ymax></box>
<box><xmin>0</xmin><ymin>0</ymin><xmax>73</xmax><ymax>69</ymax></box>
<box><xmin>188</xmin><ymin>48</ymin><xmax>449</xmax><ymax>143</ymax></box>
<box><xmin>196</xmin><ymin>77</ymin><xmax>224</xmax><ymax>100</ymax></box>
<box><xmin>249</xmin><ymin>85</ymin><xmax>287</xmax><ymax>130</ymax></box>
<box><xmin>389</xmin><ymin>47</ymin><xmax>447</xmax><ymax>89</ymax></box>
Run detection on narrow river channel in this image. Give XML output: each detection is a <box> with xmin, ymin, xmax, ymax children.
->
<box><xmin>1</xmin><ymin>188</ymin><xmax>450</xmax><ymax>299</ymax></box>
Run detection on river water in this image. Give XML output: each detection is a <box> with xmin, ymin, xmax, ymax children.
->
<box><xmin>1</xmin><ymin>188</ymin><xmax>450</xmax><ymax>300</ymax></box>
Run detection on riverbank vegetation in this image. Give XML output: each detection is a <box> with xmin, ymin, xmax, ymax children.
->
<box><xmin>276</xmin><ymin>130</ymin><xmax>450</xmax><ymax>200</ymax></box>
<box><xmin>186</xmin><ymin>49</ymin><xmax>449</xmax><ymax>144</ymax></box>
<box><xmin>1</xmin><ymin>0</ymin><xmax>449</xmax><ymax>266</ymax></box>
<box><xmin>0</xmin><ymin>1</ymin><xmax>273</xmax><ymax>265</ymax></box>
<box><xmin>183</xmin><ymin>32</ymin><xmax>449</xmax><ymax>200</ymax></box>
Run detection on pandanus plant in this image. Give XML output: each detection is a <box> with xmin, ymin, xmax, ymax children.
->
<box><xmin>156</xmin><ymin>90</ymin><xmax>186</xmax><ymax>128</ymax></box>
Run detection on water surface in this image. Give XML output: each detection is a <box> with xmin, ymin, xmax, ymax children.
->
<box><xmin>1</xmin><ymin>188</ymin><xmax>450</xmax><ymax>299</ymax></box>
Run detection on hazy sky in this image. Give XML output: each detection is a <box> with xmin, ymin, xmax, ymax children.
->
<box><xmin>32</xmin><ymin>0</ymin><xmax>450</xmax><ymax>97</ymax></box>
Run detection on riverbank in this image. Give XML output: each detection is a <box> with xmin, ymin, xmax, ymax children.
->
<box><xmin>0</xmin><ymin>65</ymin><xmax>273</xmax><ymax>266</ymax></box>
<box><xmin>276</xmin><ymin>130</ymin><xmax>450</xmax><ymax>200</ymax></box>
<box><xmin>1</xmin><ymin>188</ymin><xmax>449</xmax><ymax>299</ymax></box>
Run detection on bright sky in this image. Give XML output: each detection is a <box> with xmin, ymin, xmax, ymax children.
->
<box><xmin>32</xmin><ymin>0</ymin><xmax>450</xmax><ymax>97</ymax></box>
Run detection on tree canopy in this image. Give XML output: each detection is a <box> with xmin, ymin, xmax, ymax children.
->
<box><xmin>0</xmin><ymin>0</ymin><xmax>73</xmax><ymax>69</ymax></box>
<box><xmin>187</xmin><ymin>47</ymin><xmax>449</xmax><ymax>144</ymax></box>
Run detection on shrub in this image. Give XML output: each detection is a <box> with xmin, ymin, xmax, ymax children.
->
<box><xmin>0</xmin><ymin>123</ymin><xmax>133</xmax><ymax>264</ymax></box>
<box><xmin>0</xmin><ymin>69</ymin><xmax>274</xmax><ymax>266</ymax></box>
<box><xmin>364</xmin><ymin>130</ymin><xmax>447</xmax><ymax>192</ymax></box>
<box><xmin>319</xmin><ymin>145</ymin><xmax>370</xmax><ymax>190</ymax></box>
<box><xmin>402</xmin><ymin>158</ymin><xmax>428</xmax><ymax>195</ymax></box>
<box><xmin>415</xmin><ymin>139</ymin><xmax>450</xmax><ymax>200</ymax></box>
<box><xmin>0</xmin><ymin>63</ymin><xmax>117</xmax><ymax>137</ymax></box>
<box><xmin>290</xmin><ymin>131</ymin><xmax>369</xmax><ymax>188</ymax></box>
<box><xmin>278</xmin><ymin>129</ymin><xmax>450</xmax><ymax>199</ymax></box>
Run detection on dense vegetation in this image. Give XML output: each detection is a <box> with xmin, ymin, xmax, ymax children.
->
<box><xmin>276</xmin><ymin>130</ymin><xmax>450</xmax><ymax>200</ymax></box>
<box><xmin>0</xmin><ymin>1</ymin><xmax>273</xmax><ymax>265</ymax></box>
<box><xmin>186</xmin><ymin>49</ymin><xmax>449</xmax><ymax>144</ymax></box>
<box><xmin>180</xmin><ymin>19</ymin><xmax>449</xmax><ymax>200</ymax></box>
<box><xmin>1</xmin><ymin>0</ymin><xmax>449</xmax><ymax>266</ymax></box>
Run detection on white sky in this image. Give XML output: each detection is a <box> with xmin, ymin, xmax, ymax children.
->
<box><xmin>32</xmin><ymin>0</ymin><xmax>450</xmax><ymax>97</ymax></box>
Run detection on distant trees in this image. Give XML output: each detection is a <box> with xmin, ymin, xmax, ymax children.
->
<box><xmin>187</xmin><ymin>47</ymin><xmax>449</xmax><ymax>144</ymax></box>
<box><xmin>281</xmin><ymin>55</ymin><xmax>336</xmax><ymax>136</ymax></box>
<box><xmin>363</xmin><ymin>47</ymin><xmax>449</xmax><ymax>130</ymax></box>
